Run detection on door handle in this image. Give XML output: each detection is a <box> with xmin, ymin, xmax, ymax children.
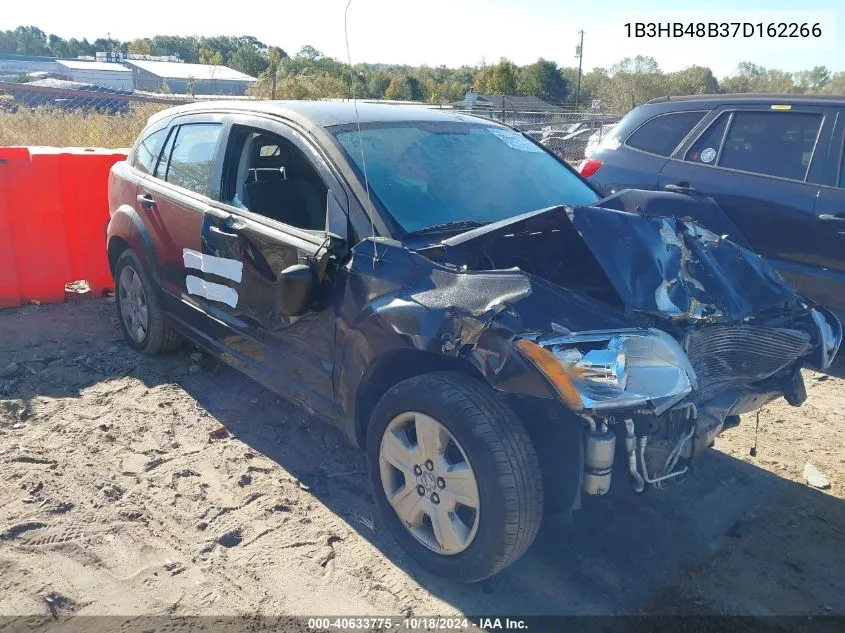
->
<box><xmin>210</xmin><ymin>224</ymin><xmax>240</xmax><ymax>238</ymax></box>
<box><xmin>136</xmin><ymin>194</ymin><xmax>156</xmax><ymax>208</ymax></box>
<box><xmin>664</xmin><ymin>183</ymin><xmax>698</xmax><ymax>196</ymax></box>
<box><xmin>819</xmin><ymin>213</ymin><xmax>845</xmax><ymax>223</ymax></box>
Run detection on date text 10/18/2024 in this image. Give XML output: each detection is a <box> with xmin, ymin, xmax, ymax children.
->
<box><xmin>307</xmin><ymin>617</ymin><xmax>529</xmax><ymax>630</ymax></box>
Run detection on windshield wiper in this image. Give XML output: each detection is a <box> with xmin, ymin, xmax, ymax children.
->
<box><xmin>404</xmin><ymin>220</ymin><xmax>489</xmax><ymax>237</ymax></box>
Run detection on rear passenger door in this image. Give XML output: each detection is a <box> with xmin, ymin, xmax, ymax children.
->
<box><xmin>659</xmin><ymin>105</ymin><xmax>833</xmax><ymax>288</ymax></box>
<box><xmin>594</xmin><ymin>109</ymin><xmax>707</xmax><ymax>194</ymax></box>
<box><xmin>188</xmin><ymin>115</ymin><xmax>349</xmax><ymax>415</ymax></box>
<box><xmin>134</xmin><ymin>115</ymin><xmax>226</xmax><ymax>323</ymax></box>
<box><xmin>803</xmin><ymin>108</ymin><xmax>845</xmax><ymax>317</ymax></box>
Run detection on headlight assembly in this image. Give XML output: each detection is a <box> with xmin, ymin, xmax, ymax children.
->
<box><xmin>516</xmin><ymin>329</ymin><xmax>697</xmax><ymax>414</ymax></box>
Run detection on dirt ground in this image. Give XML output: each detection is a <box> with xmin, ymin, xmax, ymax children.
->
<box><xmin>1</xmin><ymin>296</ymin><xmax>845</xmax><ymax>622</ymax></box>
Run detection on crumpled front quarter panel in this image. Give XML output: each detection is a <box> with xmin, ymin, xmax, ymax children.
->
<box><xmin>333</xmin><ymin>239</ymin><xmax>636</xmax><ymax>428</ymax></box>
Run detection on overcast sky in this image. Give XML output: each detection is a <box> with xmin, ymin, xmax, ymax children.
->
<box><xmin>1</xmin><ymin>0</ymin><xmax>840</xmax><ymax>77</ymax></box>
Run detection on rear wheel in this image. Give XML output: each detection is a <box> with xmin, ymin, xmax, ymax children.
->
<box><xmin>366</xmin><ymin>372</ymin><xmax>543</xmax><ymax>582</ymax></box>
<box><xmin>114</xmin><ymin>250</ymin><xmax>182</xmax><ymax>355</ymax></box>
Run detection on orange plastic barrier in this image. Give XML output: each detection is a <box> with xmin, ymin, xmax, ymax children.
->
<box><xmin>0</xmin><ymin>146</ymin><xmax>127</xmax><ymax>308</ymax></box>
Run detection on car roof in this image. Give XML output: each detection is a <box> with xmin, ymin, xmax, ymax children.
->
<box><xmin>646</xmin><ymin>93</ymin><xmax>845</xmax><ymax>106</ymax></box>
<box><xmin>146</xmin><ymin>100</ymin><xmax>492</xmax><ymax>130</ymax></box>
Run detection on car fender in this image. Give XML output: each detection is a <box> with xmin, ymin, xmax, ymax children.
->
<box><xmin>334</xmin><ymin>239</ymin><xmax>561</xmax><ymax>446</ymax></box>
<box><xmin>107</xmin><ymin>205</ymin><xmax>161</xmax><ymax>285</ymax></box>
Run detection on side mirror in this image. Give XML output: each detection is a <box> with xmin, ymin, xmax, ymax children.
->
<box><xmin>279</xmin><ymin>263</ymin><xmax>316</xmax><ymax>316</ymax></box>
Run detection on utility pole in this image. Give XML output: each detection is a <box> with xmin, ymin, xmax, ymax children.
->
<box><xmin>575</xmin><ymin>30</ymin><xmax>584</xmax><ymax>110</ymax></box>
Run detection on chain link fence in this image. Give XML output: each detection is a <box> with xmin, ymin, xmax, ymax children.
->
<box><xmin>0</xmin><ymin>80</ymin><xmax>622</xmax><ymax>163</ymax></box>
<box><xmin>0</xmin><ymin>80</ymin><xmax>184</xmax><ymax>147</ymax></box>
<box><xmin>453</xmin><ymin>108</ymin><xmax>623</xmax><ymax>164</ymax></box>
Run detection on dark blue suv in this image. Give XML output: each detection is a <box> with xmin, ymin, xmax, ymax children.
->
<box><xmin>584</xmin><ymin>94</ymin><xmax>845</xmax><ymax>322</ymax></box>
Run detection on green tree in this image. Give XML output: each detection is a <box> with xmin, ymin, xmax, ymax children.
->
<box><xmin>0</xmin><ymin>30</ymin><xmax>15</xmax><ymax>54</ymax></box>
<box><xmin>93</xmin><ymin>37</ymin><xmax>122</xmax><ymax>53</ymax></box>
<box><xmin>297</xmin><ymin>45</ymin><xmax>322</xmax><ymax>62</ymax></box>
<box><xmin>441</xmin><ymin>80</ymin><xmax>468</xmax><ymax>102</ymax></box>
<box><xmin>722</xmin><ymin>62</ymin><xmax>796</xmax><ymax>94</ymax></box>
<box><xmin>127</xmin><ymin>38</ymin><xmax>152</xmax><ymax>56</ymax></box>
<box><xmin>720</xmin><ymin>74</ymin><xmax>751</xmax><ymax>93</ymax></box>
<box><xmin>667</xmin><ymin>65</ymin><xmax>718</xmax><ymax>95</ymax></box>
<box><xmin>366</xmin><ymin>70</ymin><xmax>392</xmax><ymax>98</ymax></box>
<box><xmin>820</xmin><ymin>71</ymin><xmax>845</xmax><ymax>95</ymax></box>
<box><xmin>405</xmin><ymin>75</ymin><xmax>424</xmax><ymax>101</ymax></box>
<box><xmin>9</xmin><ymin>26</ymin><xmax>49</xmax><ymax>55</ymax></box>
<box><xmin>47</xmin><ymin>34</ymin><xmax>68</xmax><ymax>57</ymax></box>
<box><xmin>229</xmin><ymin>45</ymin><xmax>269</xmax><ymax>77</ymax></box>
<box><xmin>150</xmin><ymin>35</ymin><xmax>199</xmax><ymax>61</ymax></box>
<box><xmin>475</xmin><ymin>58</ymin><xmax>520</xmax><ymax>95</ymax></box>
<box><xmin>519</xmin><ymin>58</ymin><xmax>568</xmax><ymax>103</ymax></box>
<box><xmin>794</xmin><ymin>66</ymin><xmax>830</xmax><ymax>93</ymax></box>
<box><xmin>384</xmin><ymin>76</ymin><xmax>412</xmax><ymax>100</ymax></box>
<box><xmin>597</xmin><ymin>56</ymin><xmax>667</xmax><ymax>111</ymax></box>
<box><xmin>198</xmin><ymin>46</ymin><xmax>223</xmax><ymax>66</ymax></box>
<box><xmin>452</xmin><ymin>65</ymin><xmax>477</xmax><ymax>89</ymax></box>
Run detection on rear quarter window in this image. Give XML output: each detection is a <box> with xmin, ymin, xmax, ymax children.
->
<box><xmin>685</xmin><ymin>113</ymin><xmax>730</xmax><ymax>164</ymax></box>
<box><xmin>626</xmin><ymin>111</ymin><xmax>707</xmax><ymax>157</ymax></box>
<box><xmin>133</xmin><ymin>128</ymin><xmax>168</xmax><ymax>175</ymax></box>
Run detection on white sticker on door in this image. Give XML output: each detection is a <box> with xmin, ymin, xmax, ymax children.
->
<box><xmin>700</xmin><ymin>147</ymin><xmax>717</xmax><ymax>163</ymax></box>
<box><xmin>183</xmin><ymin>248</ymin><xmax>243</xmax><ymax>282</ymax></box>
<box><xmin>185</xmin><ymin>275</ymin><xmax>239</xmax><ymax>308</ymax></box>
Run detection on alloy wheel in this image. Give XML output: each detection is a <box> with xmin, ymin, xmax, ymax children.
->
<box><xmin>118</xmin><ymin>265</ymin><xmax>149</xmax><ymax>344</ymax></box>
<box><xmin>379</xmin><ymin>411</ymin><xmax>480</xmax><ymax>555</ymax></box>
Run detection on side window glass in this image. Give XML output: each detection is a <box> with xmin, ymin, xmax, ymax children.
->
<box><xmin>719</xmin><ymin>111</ymin><xmax>823</xmax><ymax>181</ymax></box>
<box><xmin>222</xmin><ymin>127</ymin><xmax>328</xmax><ymax>231</ymax></box>
<box><xmin>134</xmin><ymin>128</ymin><xmax>168</xmax><ymax>175</ymax></box>
<box><xmin>165</xmin><ymin>123</ymin><xmax>223</xmax><ymax>197</ymax></box>
<box><xmin>626</xmin><ymin>111</ymin><xmax>706</xmax><ymax>157</ymax></box>
<box><xmin>685</xmin><ymin>113</ymin><xmax>729</xmax><ymax>164</ymax></box>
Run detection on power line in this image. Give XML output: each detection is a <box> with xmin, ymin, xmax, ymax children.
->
<box><xmin>575</xmin><ymin>29</ymin><xmax>584</xmax><ymax>110</ymax></box>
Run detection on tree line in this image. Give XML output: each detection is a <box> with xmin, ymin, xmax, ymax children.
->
<box><xmin>2</xmin><ymin>26</ymin><xmax>843</xmax><ymax>110</ymax></box>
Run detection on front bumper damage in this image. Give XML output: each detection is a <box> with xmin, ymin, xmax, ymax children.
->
<box><xmin>399</xmin><ymin>189</ymin><xmax>842</xmax><ymax>500</ymax></box>
<box><xmin>693</xmin><ymin>366</ymin><xmax>806</xmax><ymax>454</ymax></box>
<box><xmin>579</xmin><ymin>307</ymin><xmax>841</xmax><ymax>497</ymax></box>
<box><xmin>510</xmin><ymin>196</ymin><xmax>842</xmax><ymax>497</ymax></box>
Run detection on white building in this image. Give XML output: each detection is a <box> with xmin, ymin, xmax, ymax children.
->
<box><xmin>125</xmin><ymin>60</ymin><xmax>256</xmax><ymax>96</ymax></box>
<box><xmin>0</xmin><ymin>54</ymin><xmax>59</xmax><ymax>78</ymax></box>
<box><xmin>56</xmin><ymin>60</ymin><xmax>134</xmax><ymax>91</ymax></box>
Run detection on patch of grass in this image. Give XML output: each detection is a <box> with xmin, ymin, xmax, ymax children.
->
<box><xmin>0</xmin><ymin>103</ymin><xmax>169</xmax><ymax>149</ymax></box>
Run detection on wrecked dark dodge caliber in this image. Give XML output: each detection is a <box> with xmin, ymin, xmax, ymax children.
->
<box><xmin>108</xmin><ymin>102</ymin><xmax>842</xmax><ymax>582</ymax></box>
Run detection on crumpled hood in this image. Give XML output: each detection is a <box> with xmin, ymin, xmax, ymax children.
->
<box><xmin>431</xmin><ymin>192</ymin><xmax>800</xmax><ymax>324</ymax></box>
<box><xmin>568</xmin><ymin>204</ymin><xmax>797</xmax><ymax>322</ymax></box>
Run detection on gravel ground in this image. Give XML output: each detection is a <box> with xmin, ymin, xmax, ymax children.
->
<box><xmin>1</xmin><ymin>297</ymin><xmax>844</xmax><ymax>622</ymax></box>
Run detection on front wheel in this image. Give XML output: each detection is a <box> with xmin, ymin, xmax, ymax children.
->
<box><xmin>366</xmin><ymin>372</ymin><xmax>543</xmax><ymax>582</ymax></box>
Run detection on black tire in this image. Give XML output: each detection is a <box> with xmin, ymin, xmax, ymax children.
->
<box><xmin>114</xmin><ymin>249</ymin><xmax>182</xmax><ymax>355</ymax></box>
<box><xmin>366</xmin><ymin>371</ymin><xmax>543</xmax><ymax>582</ymax></box>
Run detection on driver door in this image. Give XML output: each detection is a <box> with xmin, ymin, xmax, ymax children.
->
<box><xmin>189</xmin><ymin>115</ymin><xmax>350</xmax><ymax>415</ymax></box>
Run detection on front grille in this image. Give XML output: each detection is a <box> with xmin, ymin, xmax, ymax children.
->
<box><xmin>685</xmin><ymin>325</ymin><xmax>811</xmax><ymax>400</ymax></box>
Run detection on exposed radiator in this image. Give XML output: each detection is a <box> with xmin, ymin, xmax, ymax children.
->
<box><xmin>685</xmin><ymin>325</ymin><xmax>811</xmax><ymax>400</ymax></box>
